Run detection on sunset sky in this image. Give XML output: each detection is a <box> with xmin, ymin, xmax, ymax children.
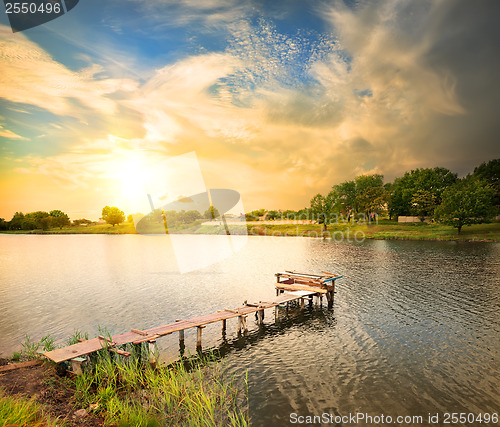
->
<box><xmin>1</xmin><ymin>0</ymin><xmax>499</xmax><ymax>220</ymax></box>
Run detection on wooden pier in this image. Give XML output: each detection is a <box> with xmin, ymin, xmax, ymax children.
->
<box><xmin>43</xmin><ymin>271</ymin><xmax>342</xmax><ymax>371</ymax></box>
<box><xmin>275</xmin><ymin>270</ymin><xmax>341</xmax><ymax>308</ymax></box>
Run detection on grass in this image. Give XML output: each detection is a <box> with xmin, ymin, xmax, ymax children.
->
<box><xmin>5</xmin><ymin>334</ymin><xmax>249</xmax><ymax>426</ymax></box>
<box><xmin>72</xmin><ymin>349</ymin><xmax>248</xmax><ymax>426</ymax></box>
<box><xmin>2</xmin><ymin>219</ymin><xmax>499</xmax><ymax>241</ymax></box>
<box><xmin>246</xmin><ymin>220</ymin><xmax>500</xmax><ymax>242</ymax></box>
<box><xmin>0</xmin><ymin>387</ymin><xmax>62</xmax><ymax>426</ymax></box>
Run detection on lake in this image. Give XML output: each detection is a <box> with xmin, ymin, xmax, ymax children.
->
<box><xmin>0</xmin><ymin>234</ymin><xmax>499</xmax><ymax>425</ymax></box>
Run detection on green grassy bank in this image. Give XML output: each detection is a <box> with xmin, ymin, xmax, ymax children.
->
<box><xmin>248</xmin><ymin>221</ymin><xmax>500</xmax><ymax>242</ymax></box>
<box><xmin>1</xmin><ymin>334</ymin><xmax>248</xmax><ymax>426</ymax></box>
<box><xmin>2</xmin><ymin>220</ymin><xmax>499</xmax><ymax>242</ymax></box>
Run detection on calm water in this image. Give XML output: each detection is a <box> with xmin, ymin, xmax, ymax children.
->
<box><xmin>1</xmin><ymin>235</ymin><xmax>499</xmax><ymax>425</ymax></box>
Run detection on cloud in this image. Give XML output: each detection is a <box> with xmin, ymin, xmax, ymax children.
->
<box><xmin>0</xmin><ymin>125</ymin><xmax>27</xmax><ymax>140</ymax></box>
<box><xmin>0</xmin><ymin>26</ymin><xmax>138</xmax><ymax>118</ymax></box>
<box><xmin>4</xmin><ymin>1</ymin><xmax>500</xmax><ymax>215</ymax></box>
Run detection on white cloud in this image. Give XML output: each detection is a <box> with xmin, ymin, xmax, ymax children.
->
<box><xmin>0</xmin><ymin>125</ymin><xmax>27</xmax><ymax>140</ymax></box>
<box><xmin>0</xmin><ymin>26</ymin><xmax>138</xmax><ymax>118</ymax></box>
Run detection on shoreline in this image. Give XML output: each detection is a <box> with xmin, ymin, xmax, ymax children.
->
<box><xmin>0</xmin><ymin>221</ymin><xmax>500</xmax><ymax>243</ymax></box>
<box><xmin>1</xmin><ymin>221</ymin><xmax>499</xmax><ymax>242</ymax></box>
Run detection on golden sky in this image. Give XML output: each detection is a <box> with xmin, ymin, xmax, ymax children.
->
<box><xmin>1</xmin><ymin>0</ymin><xmax>499</xmax><ymax>220</ymax></box>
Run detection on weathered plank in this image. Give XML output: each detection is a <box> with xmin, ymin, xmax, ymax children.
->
<box><xmin>0</xmin><ymin>359</ymin><xmax>43</xmax><ymax>373</ymax></box>
<box><xmin>276</xmin><ymin>283</ymin><xmax>328</xmax><ymax>294</ymax></box>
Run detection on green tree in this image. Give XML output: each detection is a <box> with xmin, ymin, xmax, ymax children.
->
<box><xmin>435</xmin><ymin>177</ymin><xmax>495</xmax><ymax>234</ymax></box>
<box><xmin>39</xmin><ymin>216</ymin><xmax>53</xmax><ymax>230</ymax></box>
<box><xmin>310</xmin><ymin>194</ymin><xmax>330</xmax><ymax>231</ymax></box>
<box><xmin>9</xmin><ymin>212</ymin><xmax>24</xmax><ymax>230</ymax></box>
<box><xmin>265</xmin><ymin>210</ymin><xmax>279</xmax><ymax>220</ymax></box>
<box><xmin>0</xmin><ymin>218</ymin><xmax>7</xmax><ymax>231</ymax></box>
<box><xmin>473</xmin><ymin>159</ymin><xmax>500</xmax><ymax>211</ymax></box>
<box><xmin>355</xmin><ymin>174</ymin><xmax>387</xmax><ymax>217</ymax></box>
<box><xmin>203</xmin><ymin>205</ymin><xmax>220</xmax><ymax>220</ymax></box>
<box><xmin>410</xmin><ymin>190</ymin><xmax>436</xmax><ymax>222</ymax></box>
<box><xmin>49</xmin><ymin>210</ymin><xmax>70</xmax><ymax>229</ymax></box>
<box><xmin>390</xmin><ymin>167</ymin><xmax>457</xmax><ymax>217</ymax></box>
<box><xmin>101</xmin><ymin>206</ymin><xmax>125</xmax><ymax>227</ymax></box>
<box><xmin>25</xmin><ymin>211</ymin><xmax>49</xmax><ymax>229</ymax></box>
<box><xmin>333</xmin><ymin>180</ymin><xmax>357</xmax><ymax>218</ymax></box>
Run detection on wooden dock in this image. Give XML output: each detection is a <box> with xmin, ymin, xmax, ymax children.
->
<box><xmin>43</xmin><ymin>271</ymin><xmax>342</xmax><ymax>369</ymax></box>
<box><xmin>275</xmin><ymin>270</ymin><xmax>342</xmax><ymax>308</ymax></box>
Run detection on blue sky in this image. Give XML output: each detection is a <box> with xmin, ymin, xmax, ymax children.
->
<box><xmin>1</xmin><ymin>0</ymin><xmax>499</xmax><ymax>219</ymax></box>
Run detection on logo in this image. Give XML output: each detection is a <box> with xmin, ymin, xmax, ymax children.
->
<box><xmin>3</xmin><ymin>0</ymin><xmax>79</xmax><ymax>32</ymax></box>
<box><xmin>126</xmin><ymin>152</ymin><xmax>248</xmax><ymax>274</ymax></box>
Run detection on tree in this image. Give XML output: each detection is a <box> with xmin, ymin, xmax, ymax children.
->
<box><xmin>333</xmin><ymin>180</ymin><xmax>357</xmax><ymax>218</ymax></box>
<box><xmin>435</xmin><ymin>177</ymin><xmax>495</xmax><ymax>234</ymax></box>
<box><xmin>49</xmin><ymin>210</ymin><xmax>70</xmax><ymax>229</ymax></box>
<box><xmin>355</xmin><ymin>174</ymin><xmax>387</xmax><ymax>217</ymax></box>
<box><xmin>203</xmin><ymin>205</ymin><xmax>220</xmax><ymax>220</ymax></box>
<box><xmin>265</xmin><ymin>210</ymin><xmax>279</xmax><ymax>220</ymax></box>
<box><xmin>390</xmin><ymin>167</ymin><xmax>457</xmax><ymax>217</ymax></box>
<box><xmin>473</xmin><ymin>159</ymin><xmax>500</xmax><ymax>211</ymax></box>
<box><xmin>40</xmin><ymin>216</ymin><xmax>53</xmax><ymax>231</ymax></box>
<box><xmin>310</xmin><ymin>194</ymin><xmax>329</xmax><ymax>231</ymax></box>
<box><xmin>101</xmin><ymin>206</ymin><xmax>125</xmax><ymax>227</ymax></box>
<box><xmin>0</xmin><ymin>218</ymin><xmax>7</xmax><ymax>231</ymax></box>
<box><xmin>410</xmin><ymin>190</ymin><xmax>436</xmax><ymax>222</ymax></box>
<box><xmin>24</xmin><ymin>211</ymin><xmax>49</xmax><ymax>229</ymax></box>
<box><xmin>9</xmin><ymin>212</ymin><xmax>25</xmax><ymax>230</ymax></box>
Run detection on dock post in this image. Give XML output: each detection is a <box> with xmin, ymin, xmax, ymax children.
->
<box><xmin>257</xmin><ymin>309</ymin><xmax>264</xmax><ymax>325</ymax></box>
<box><xmin>148</xmin><ymin>341</ymin><xmax>157</xmax><ymax>369</ymax></box>
<box><xmin>222</xmin><ymin>318</ymin><xmax>226</xmax><ymax>332</ymax></box>
<box><xmin>237</xmin><ymin>315</ymin><xmax>248</xmax><ymax>334</ymax></box>
<box><xmin>196</xmin><ymin>326</ymin><xmax>205</xmax><ymax>350</ymax></box>
<box><xmin>300</xmin><ymin>298</ymin><xmax>304</xmax><ymax>311</ymax></box>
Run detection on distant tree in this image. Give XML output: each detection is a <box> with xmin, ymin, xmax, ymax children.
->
<box><xmin>127</xmin><ymin>214</ymin><xmax>134</xmax><ymax>223</ymax></box>
<box><xmin>355</xmin><ymin>174</ymin><xmax>387</xmax><ymax>217</ymax></box>
<box><xmin>473</xmin><ymin>159</ymin><xmax>500</xmax><ymax>211</ymax></box>
<box><xmin>435</xmin><ymin>177</ymin><xmax>495</xmax><ymax>234</ymax></box>
<box><xmin>101</xmin><ymin>206</ymin><xmax>125</xmax><ymax>227</ymax></box>
<box><xmin>203</xmin><ymin>205</ymin><xmax>220</xmax><ymax>220</ymax></box>
<box><xmin>410</xmin><ymin>190</ymin><xmax>436</xmax><ymax>222</ymax></box>
<box><xmin>333</xmin><ymin>180</ymin><xmax>357</xmax><ymax>217</ymax></box>
<box><xmin>25</xmin><ymin>211</ymin><xmax>50</xmax><ymax>229</ymax></box>
<box><xmin>49</xmin><ymin>210</ymin><xmax>70</xmax><ymax>229</ymax></box>
<box><xmin>310</xmin><ymin>194</ymin><xmax>330</xmax><ymax>231</ymax></box>
<box><xmin>390</xmin><ymin>167</ymin><xmax>457</xmax><ymax>217</ymax></box>
<box><xmin>39</xmin><ymin>216</ymin><xmax>53</xmax><ymax>230</ymax></box>
<box><xmin>265</xmin><ymin>210</ymin><xmax>279</xmax><ymax>220</ymax></box>
<box><xmin>181</xmin><ymin>210</ymin><xmax>202</xmax><ymax>223</ymax></box>
<box><xmin>73</xmin><ymin>218</ymin><xmax>92</xmax><ymax>226</ymax></box>
<box><xmin>384</xmin><ymin>182</ymin><xmax>395</xmax><ymax>220</ymax></box>
<box><xmin>9</xmin><ymin>212</ymin><xmax>25</xmax><ymax>230</ymax></box>
<box><xmin>0</xmin><ymin>218</ymin><xmax>7</xmax><ymax>231</ymax></box>
<box><xmin>282</xmin><ymin>210</ymin><xmax>296</xmax><ymax>220</ymax></box>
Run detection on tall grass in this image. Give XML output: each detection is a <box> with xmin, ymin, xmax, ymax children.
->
<box><xmin>0</xmin><ymin>387</ymin><xmax>61</xmax><ymax>426</ymax></box>
<box><xmin>8</xmin><ymin>332</ymin><xmax>249</xmax><ymax>426</ymax></box>
<box><xmin>72</xmin><ymin>348</ymin><xmax>248</xmax><ymax>426</ymax></box>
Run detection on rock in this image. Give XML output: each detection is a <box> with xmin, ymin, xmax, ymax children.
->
<box><xmin>74</xmin><ymin>408</ymin><xmax>88</xmax><ymax>418</ymax></box>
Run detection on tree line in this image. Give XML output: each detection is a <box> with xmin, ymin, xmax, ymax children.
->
<box><xmin>247</xmin><ymin>159</ymin><xmax>499</xmax><ymax>235</ymax></box>
<box><xmin>0</xmin><ymin>210</ymin><xmax>71</xmax><ymax>231</ymax></box>
<box><xmin>307</xmin><ymin>159</ymin><xmax>499</xmax><ymax>233</ymax></box>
